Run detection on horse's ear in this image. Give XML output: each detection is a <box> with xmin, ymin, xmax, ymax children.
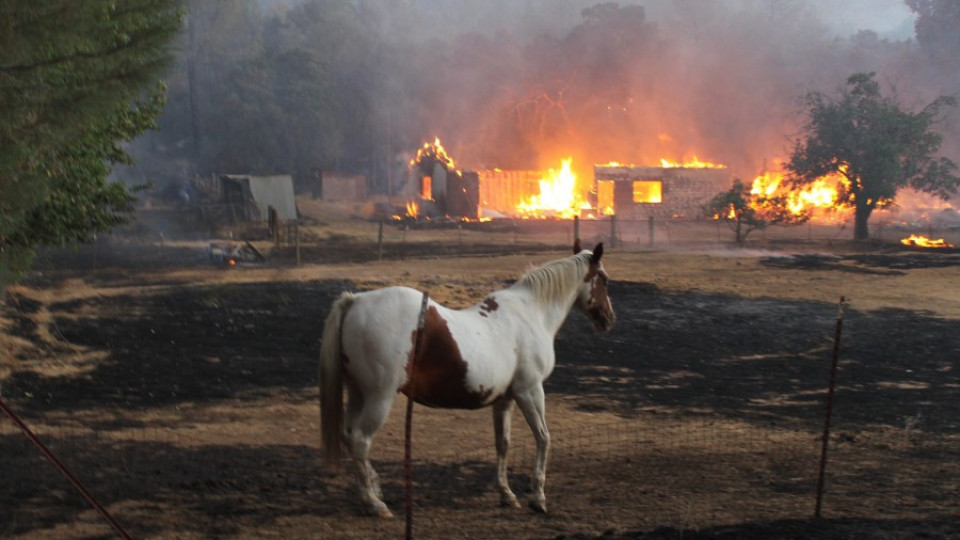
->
<box><xmin>591</xmin><ymin>242</ymin><xmax>604</xmax><ymax>263</ymax></box>
<box><xmin>573</xmin><ymin>238</ymin><xmax>582</xmax><ymax>254</ymax></box>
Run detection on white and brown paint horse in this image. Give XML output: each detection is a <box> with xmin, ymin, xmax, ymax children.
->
<box><xmin>319</xmin><ymin>240</ymin><xmax>615</xmax><ymax>517</ymax></box>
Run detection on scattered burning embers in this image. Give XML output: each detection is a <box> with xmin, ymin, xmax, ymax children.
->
<box><xmin>405</xmin><ymin>200</ymin><xmax>419</xmax><ymax>219</ymax></box>
<box><xmin>208</xmin><ymin>241</ymin><xmax>266</xmax><ymax>267</ymax></box>
<box><xmin>900</xmin><ymin>234</ymin><xmax>956</xmax><ymax>249</ymax></box>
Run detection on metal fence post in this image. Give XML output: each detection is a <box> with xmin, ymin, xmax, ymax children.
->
<box><xmin>405</xmin><ymin>292</ymin><xmax>430</xmax><ymax>540</ymax></box>
<box><xmin>815</xmin><ymin>296</ymin><xmax>848</xmax><ymax>518</ymax></box>
<box><xmin>0</xmin><ymin>396</ymin><xmax>134</xmax><ymax>540</ymax></box>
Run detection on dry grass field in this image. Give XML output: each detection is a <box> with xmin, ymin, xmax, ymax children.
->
<box><xmin>2</xmin><ymin>203</ymin><xmax>960</xmax><ymax>539</ymax></box>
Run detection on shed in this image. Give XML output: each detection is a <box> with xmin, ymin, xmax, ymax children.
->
<box><xmin>220</xmin><ymin>174</ymin><xmax>298</xmax><ymax>221</ymax></box>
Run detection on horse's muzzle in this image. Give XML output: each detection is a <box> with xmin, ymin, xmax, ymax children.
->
<box><xmin>590</xmin><ymin>308</ymin><xmax>616</xmax><ymax>332</ymax></box>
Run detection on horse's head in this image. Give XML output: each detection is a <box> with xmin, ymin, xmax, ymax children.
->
<box><xmin>574</xmin><ymin>240</ymin><xmax>616</xmax><ymax>332</ymax></box>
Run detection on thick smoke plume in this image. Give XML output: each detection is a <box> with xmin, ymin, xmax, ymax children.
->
<box><xmin>131</xmin><ymin>1</ymin><xmax>958</xmax><ymax>200</ymax></box>
<box><xmin>377</xmin><ymin>0</ymin><xmax>954</xmax><ymax>183</ymax></box>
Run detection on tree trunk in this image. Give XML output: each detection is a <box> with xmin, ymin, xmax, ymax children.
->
<box><xmin>854</xmin><ymin>203</ymin><xmax>872</xmax><ymax>241</ymax></box>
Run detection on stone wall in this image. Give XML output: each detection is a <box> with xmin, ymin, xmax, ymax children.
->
<box><xmin>595</xmin><ymin>165</ymin><xmax>731</xmax><ymax>220</ymax></box>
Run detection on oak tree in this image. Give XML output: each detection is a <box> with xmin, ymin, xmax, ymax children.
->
<box><xmin>786</xmin><ymin>72</ymin><xmax>959</xmax><ymax>241</ymax></box>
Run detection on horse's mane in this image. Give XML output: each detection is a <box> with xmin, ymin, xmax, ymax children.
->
<box><xmin>513</xmin><ymin>251</ymin><xmax>591</xmax><ymax>304</ymax></box>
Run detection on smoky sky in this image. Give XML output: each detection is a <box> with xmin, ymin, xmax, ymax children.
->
<box><xmin>355</xmin><ymin>0</ymin><xmax>954</xmax><ymax>183</ymax></box>
<box><xmin>129</xmin><ymin>0</ymin><xmax>957</xmax><ymax>196</ymax></box>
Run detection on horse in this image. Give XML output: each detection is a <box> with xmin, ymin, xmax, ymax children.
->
<box><xmin>319</xmin><ymin>240</ymin><xmax>615</xmax><ymax>518</ymax></box>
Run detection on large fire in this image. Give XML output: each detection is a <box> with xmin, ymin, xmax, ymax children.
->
<box><xmin>515</xmin><ymin>158</ymin><xmax>592</xmax><ymax>219</ymax></box>
<box><xmin>404</xmin><ymin>137</ymin><xmax>862</xmax><ymax>223</ymax></box>
<box><xmin>749</xmin><ymin>169</ymin><xmax>848</xmax><ymax>217</ymax></box>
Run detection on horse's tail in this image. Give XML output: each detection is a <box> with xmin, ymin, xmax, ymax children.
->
<box><xmin>319</xmin><ymin>291</ymin><xmax>356</xmax><ymax>472</ymax></box>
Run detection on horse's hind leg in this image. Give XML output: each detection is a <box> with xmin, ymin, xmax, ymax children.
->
<box><xmin>344</xmin><ymin>383</ymin><xmax>395</xmax><ymax>518</ymax></box>
<box><xmin>492</xmin><ymin>398</ymin><xmax>521</xmax><ymax>508</ymax></box>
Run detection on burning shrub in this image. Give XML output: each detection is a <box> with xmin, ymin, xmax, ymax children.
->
<box><xmin>710</xmin><ymin>179</ymin><xmax>809</xmax><ymax>244</ymax></box>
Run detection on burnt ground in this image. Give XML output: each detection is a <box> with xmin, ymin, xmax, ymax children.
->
<box><xmin>1</xmin><ymin>240</ymin><xmax>960</xmax><ymax>539</ymax></box>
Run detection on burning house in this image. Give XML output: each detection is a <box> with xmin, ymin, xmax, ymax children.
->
<box><xmin>405</xmin><ymin>138</ymin><xmax>738</xmax><ymax>221</ymax></box>
<box><xmin>594</xmin><ymin>164</ymin><xmax>731</xmax><ymax>220</ymax></box>
<box><xmin>407</xmin><ymin>138</ymin><xmax>480</xmax><ymax>219</ymax></box>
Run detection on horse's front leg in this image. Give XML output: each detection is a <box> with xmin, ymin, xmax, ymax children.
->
<box><xmin>492</xmin><ymin>398</ymin><xmax>521</xmax><ymax>508</ymax></box>
<box><xmin>515</xmin><ymin>384</ymin><xmax>550</xmax><ymax>513</ymax></box>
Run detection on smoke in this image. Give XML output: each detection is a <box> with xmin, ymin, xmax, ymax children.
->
<box><xmin>128</xmin><ymin>0</ymin><xmax>959</xmax><ymax>209</ymax></box>
<box><xmin>356</xmin><ymin>0</ymin><xmax>951</xmax><ymax>184</ymax></box>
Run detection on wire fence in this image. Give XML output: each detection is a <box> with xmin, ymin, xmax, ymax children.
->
<box><xmin>3</xmin><ymin>397</ymin><xmax>958</xmax><ymax>539</ymax></box>
<box><xmin>266</xmin><ymin>216</ymin><xmax>960</xmax><ymax>267</ymax></box>
<box><xmin>45</xmin><ymin>214</ymin><xmax>960</xmax><ymax>274</ymax></box>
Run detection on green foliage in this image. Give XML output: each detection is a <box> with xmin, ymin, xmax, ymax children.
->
<box><xmin>907</xmin><ymin>0</ymin><xmax>960</xmax><ymax>65</ymax></box>
<box><xmin>0</xmin><ymin>1</ymin><xmax>182</xmax><ymax>290</ymax></box>
<box><xmin>709</xmin><ymin>179</ymin><xmax>807</xmax><ymax>245</ymax></box>
<box><xmin>786</xmin><ymin>72</ymin><xmax>959</xmax><ymax>240</ymax></box>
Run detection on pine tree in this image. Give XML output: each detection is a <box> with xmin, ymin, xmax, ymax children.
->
<box><xmin>0</xmin><ymin>1</ymin><xmax>182</xmax><ymax>288</ymax></box>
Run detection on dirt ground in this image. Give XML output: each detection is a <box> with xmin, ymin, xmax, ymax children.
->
<box><xmin>2</xmin><ymin>211</ymin><xmax>960</xmax><ymax>539</ymax></box>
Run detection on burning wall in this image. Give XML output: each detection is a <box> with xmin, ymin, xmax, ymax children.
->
<box><xmin>594</xmin><ymin>165</ymin><xmax>731</xmax><ymax>220</ymax></box>
<box><xmin>476</xmin><ymin>169</ymin><xmax>547</xmax><ymax>217</ymax></box>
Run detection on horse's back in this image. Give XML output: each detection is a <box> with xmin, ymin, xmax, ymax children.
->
<box><xmin>338</xmin><ymin>287</ymin><xmax>424</xmax><ymax>391</ymax></box>
<box><xmin>341</xmin><ymin>286</ymin><xmax>521</xmax><ymax>408</ymax></box>
<box><xmin>341</xmin><ymin>286</ymin><xmax>424</xmax><ymax>343</ymax></box>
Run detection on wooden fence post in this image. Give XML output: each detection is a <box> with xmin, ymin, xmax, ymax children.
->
<box><xmin>609</xmin><ymin>214</ymin><xmax>618</xmax><ymax>248</ymax></box>
<box><xmin>378</xmin><ymin>221</ymin><xmax>384</xmax><ymax>260</ymax></box>
<box><xmin>295</xmin><ymin>222</ymin><xmax>301</xmax><ymax>267</ymax></box>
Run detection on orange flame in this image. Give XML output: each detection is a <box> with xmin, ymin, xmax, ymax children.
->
<box><xmin>900</xmin><ymin>234</ymin><xmax>955</xmax><ymax>248</ymax></box>
<box><xmin>659</xmin><ymin>156</ymin><xmax>726</xmax><ymax>169</ymax></box>
<box><xmin>411</xmin><ymin>137</ymin><xmax>456</xmax><ymax>170</ymax></box>
<box><xmin>749</xmin><ymin>169</ymin><xmax>847</xmax><ymax>216</ymax></box>
<box><xmin>515</xmin><ymin>158</ymin><xmax>591</xmax><ymax>219</ymax></box>
<box><xmin>406</xmin><ymin>200</ymin><xmax>419</xmax><ymax>218</ymax></box>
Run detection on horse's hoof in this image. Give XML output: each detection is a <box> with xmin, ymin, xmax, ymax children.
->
<box><xmin>528</xmin><ymin>499</ymin><xmax>548</xmax><ymax>514</ymax></box>
<box><xmin>372</xmin><ymin>505</ymin><xmax>394</xmax><ymax>519</ymax></box>
<box><xmin>500</xmin><ymin>494</ymin><xmax>522</xmax><ymax>509</ymax></box>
